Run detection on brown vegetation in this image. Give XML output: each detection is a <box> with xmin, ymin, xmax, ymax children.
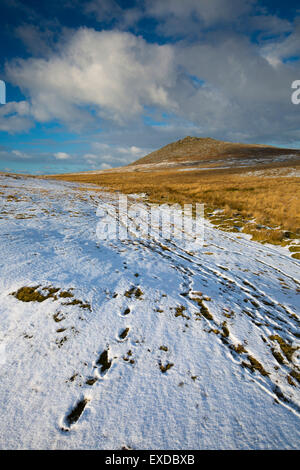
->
<box><xmin>51</xmin><ymin>164</ymin><xmax>300</xmax><ymax>246</ymax></box>
<box><xmin>47</xmin><ymin>136</ymin><xmax>300</xmax><ymax>247</ymax></box>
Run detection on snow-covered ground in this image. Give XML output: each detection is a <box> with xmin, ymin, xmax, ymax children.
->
<box><xmin>0</xmin><ymin>174</ymin><xmax>299</xmax><ymax>450</ymax></box>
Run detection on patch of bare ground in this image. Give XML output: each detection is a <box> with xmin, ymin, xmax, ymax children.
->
<box><xmin>11</xmin><ymin>285</ymin><xmax>91</xmax><ymax>310</ymax></box>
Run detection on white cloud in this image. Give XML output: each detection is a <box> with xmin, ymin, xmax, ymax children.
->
<box><xmin>83</xmin><ymin>153</ymin><xmax>112</xmax><ymax>169</ymax></box>
<box><xmin>6</xmin><ymin>28</ymin><xmax>175</xmax><ymax>127</ymax></box>
<box><xmin>3</xmin><ymin>6</ymin><xmax>300</xmax><ymax>146</ymax></box>
<box><xmin>259</xmin><ymin>21</ymin><xmax>300</xmax><ymax>67</ymax></box>
<box><xmin>117</xmin><ymin>145</ymin><xmax>145</xmax><ymax>157</ymax></box>
<box><xmin>129</xmin><ymin>145</ymin><xmax>144</xmax><ymax>156</ymax></box>
<box><xmin>11</xmin><ymin>150</ymin><xmax>31</xmax><ymax>159</ymax></box>
<box><xmin>83</xmin><ymin>142</ymin><xmax>149</xmax><ymax>169</ymax></box>
<box><xmin>54</xmin><ymin>152</ymin><xmax>71</xmax><ymax>160</ymax></box>
<box><xmin>98</xmin><ymin>162</ymin><xmax>112</xmax><ymax>170</ymax></box>
<box><xmin>0</xmin><ymin>101</ymin><xmax>33</xmax><ymax>133</ymax></box>
<box><xmin>0</xmin><ymin>148</ymin><xmax>31</xmax><ymax>161</ymax></box>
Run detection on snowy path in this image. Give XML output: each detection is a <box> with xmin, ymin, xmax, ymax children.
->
<box><xmin>0</xmin><ymin>174</ymin><xmax>299</xmax><ymax>449</ymax></box>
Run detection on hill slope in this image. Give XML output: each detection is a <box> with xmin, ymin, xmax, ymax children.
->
<box><xmin>130</xmin><ymin>136</ymin><xmax>300</xmax><ymax>169</ymax></box>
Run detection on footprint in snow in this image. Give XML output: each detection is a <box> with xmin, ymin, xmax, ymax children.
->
<box><xmin>61</xmin><ymin>396</ymin><xmax>90</xmax><ymax>431</ymax></box>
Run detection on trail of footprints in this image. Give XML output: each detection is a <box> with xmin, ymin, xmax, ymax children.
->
<box><xmin>61</xmin><ymin>285</ymin><xmax>143</xmax><ymax>432</ymax></box>
<box><xmin>136</xmin><ymin>238</ymin><xmax>299</xmax><ymax>401</ymax></box>
<box><xmin>61</xmin><ymin>236</ymin><xmax>300</xmax><ymax>431</ymax></box>
<box><xmin>182</xmin><ymin>287</ymin><xmax>300</xmax><ymax>414</ymax></box>
<box><xmin>151</xmin><ymin>237</ymin><xmax>299</xmax><ymax>350</ymax></box>
<box><xmin>137</xmin><ymin>239</ymin><xmax>300</xmax><ymax>412</ymax></box>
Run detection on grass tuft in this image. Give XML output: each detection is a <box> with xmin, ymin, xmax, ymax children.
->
<box><xmin>159</xmin><ymin>362</ymin><xmax>174</xmax><ymax>373</ymax></box>
<box><xmin>269</xmin><ymin>335</ymin><xmax>298</xmax><ymax>362</ymax></box>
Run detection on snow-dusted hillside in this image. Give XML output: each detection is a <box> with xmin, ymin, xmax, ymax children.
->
<box><xmin>0</xmin><ymin>174</ymin><xmax>299</xmax><ymax>450</ymax></box>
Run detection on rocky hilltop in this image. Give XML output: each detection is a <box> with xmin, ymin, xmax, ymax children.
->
<box><xmin>129</xmin><ymin>136</ymin><xmax>300</xmax><ymax>168</ymax></box>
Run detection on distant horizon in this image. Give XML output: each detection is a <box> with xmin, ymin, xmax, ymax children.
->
<box><xmin>0</xmin><ymin>134</ymin><xmax>299</xmax><ymax>176</ymax></box>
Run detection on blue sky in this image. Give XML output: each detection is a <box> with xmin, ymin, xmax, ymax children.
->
<box><xmin>0</xmin><ymin>0</ymin><xmax>299</xmax><ymax>174</ymax></box>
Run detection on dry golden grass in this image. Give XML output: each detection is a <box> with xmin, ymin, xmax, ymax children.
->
<box><xmin>50</xmin><ymin>164</ymin><xmax>300</xmax><ymax>245</ymax></box>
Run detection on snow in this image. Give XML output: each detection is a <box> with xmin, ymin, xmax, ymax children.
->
<box><xmin>177</xmin><ymin>167</ymin><xmax>230</xmax><ymax>171</ymax></box>
<box><xmin>243</xmin><ymin>167</ymin><xmax>300</xmax><ymax>178</ymax></box>
<box><xmin>0</xmin><ymin>174</ymin><xmax>299</xmax><ymax>450</ymax></box>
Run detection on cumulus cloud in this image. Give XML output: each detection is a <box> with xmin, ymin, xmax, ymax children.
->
<box><xmin>6</xmin><ymin>28</ymin><xmax>175</xmax><ymax>127</ymax></box>
<box><xmin>171</xmin><ymin>32</ymin><xmax>300</xmax><ymax>142</ymax></box>
<box><xmin>2</xmin><ymin>2</ymin><xmax>300</xmax><ymax>150</ymax></box>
